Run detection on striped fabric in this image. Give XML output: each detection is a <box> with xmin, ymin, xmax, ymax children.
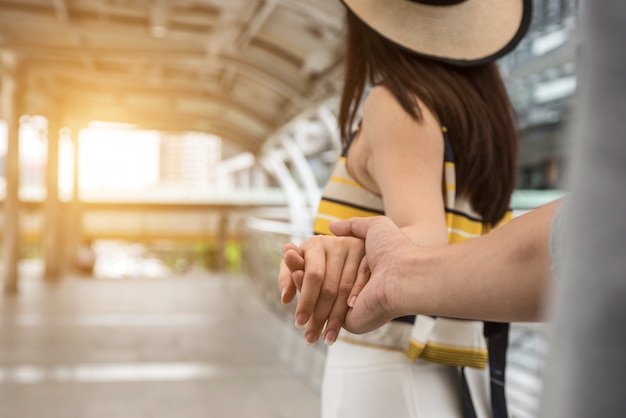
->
<box><xmin>313</xmin><ymin>156</ymin><xmax>384</xmax><ymax>236</ymax></box>
<box><xmin>313</xmin><ymin>127</ymin><xmax>512</xmax><ymax>369</ymax></box>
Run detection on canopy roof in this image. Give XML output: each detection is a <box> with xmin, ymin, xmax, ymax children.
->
<box><xmin>0</xmin><ymin>0</ymin><xmax>347</xmax><ymax>154</ymax></box>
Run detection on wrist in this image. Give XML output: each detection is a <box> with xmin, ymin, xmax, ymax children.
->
<box><xmin>391</xmin><ymin>244</ymin><xmax>443</xmax><ymax>318</ymax></box>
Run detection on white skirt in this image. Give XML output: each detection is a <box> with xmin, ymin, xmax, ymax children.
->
<box><xmin>321</xmin><ymin>339</ymin><xmax>491</xmax><ymax>418</ymax></box>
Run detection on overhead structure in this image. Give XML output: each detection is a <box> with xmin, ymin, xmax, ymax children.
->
<box><xmin>0</xmin><ymin>0</ymin><xmax>349</xmax><ymax>292</ymax></box>
<box><xmin>0</xmin><ymin>0</ymin><xmax>347</xmax><ymax>154</ymax></box>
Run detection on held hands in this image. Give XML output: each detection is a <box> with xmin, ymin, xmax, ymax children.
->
<box><xmin>277</xmin><ymin>216</ymin><xmax>419</xmax><ymax>344</ymax></box>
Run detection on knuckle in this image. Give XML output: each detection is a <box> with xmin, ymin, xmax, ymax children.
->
<box><xmin>338</xmin><ymin>285</ymin><xmax>353</xmax><ymax>298</ymax></box>
<box><xmin>306</xmin><ymin>235</ymin><xmax>326</xmax><ymax>247</ymax></box>
<box><xmin>306</xmin><ymin>269</ymin><xmax>324</xmax><ymax>285</ymax></box>
<box><xmin>326</xmin><ymin>313</ymin><xmax>345</xmax><ymax>329</ymax></box>
<box><xmin>319</xmin><ymin>283</ymin><xmax>338</xmax><ymax>300</ymax></box>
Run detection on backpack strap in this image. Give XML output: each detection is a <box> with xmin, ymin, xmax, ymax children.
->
<box><xmin>460</xmin><ymin>322</ymin><xmax>510</xmax><ymax>418</ymax></box>
<box><xmin>485</xmin><ymin>322</ymin><xmax>510</xmax><ymax>418</ymax></box>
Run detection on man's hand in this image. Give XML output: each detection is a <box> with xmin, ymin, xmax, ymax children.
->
<box><xmin>330</xmin><ymin>216</ymin><xmax>419</xmax><ymax>334</ymax></box>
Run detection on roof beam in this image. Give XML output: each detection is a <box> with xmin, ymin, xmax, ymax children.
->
<box><xmin>7</xmin><ymin>44</ymin><xmax>308</xmax><ymax>106</ymax></box>
<box><xmin>238</xmin><ymin>0</ymin><xmax>277</xmax><ymax>47</ymax></box>
<box><xmin>22</xmin><ymin>64</ymin><xmax>276</xmax><ymax>129</ymax></box>
<box><xmin>149</xmin><ymin>0</ymin><xmax>169</xmax><ymax>38</ymax></box>
<box><xmin>50</xmin><ymin>0</ymin><xmax>69</xmax><ymax>23</ymax></box>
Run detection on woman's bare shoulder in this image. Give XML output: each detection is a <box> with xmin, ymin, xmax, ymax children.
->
<box><xmin>363</xmin><ymin>85</ymin><xmax>440</xmax><ymax>138</ymax></box>
<box><xmin>364</xmin><ymin>84</ymin><xmax>438</xmax><ymax>124</ymax></box>
<box><xmin>363</xmin><ymin>85</ymin><xmax>396</xmax><ymax>109</ymax></box>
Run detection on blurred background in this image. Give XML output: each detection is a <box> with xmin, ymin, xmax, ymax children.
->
<box><xmin>0</xmin><ymin>1</ymin><xmax>576</xmax><ymax>417</ymax></box>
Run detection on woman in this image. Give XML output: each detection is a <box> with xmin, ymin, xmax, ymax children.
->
<box><xmin>278</xmin><ymin>1</ymin><xmax>532</xmax><ymax>417</ymax></box>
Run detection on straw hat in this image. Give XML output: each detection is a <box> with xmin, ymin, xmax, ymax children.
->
<box><xmin>341</xmin><ymin>0</ymin><xmax>532</xmax><ymax>66</ymax></box>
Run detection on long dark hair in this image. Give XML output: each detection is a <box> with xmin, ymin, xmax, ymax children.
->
<box><xmin>338</xmin><ymin>10</ymin><xmax>518</xmax><ymax>224</ymax></box>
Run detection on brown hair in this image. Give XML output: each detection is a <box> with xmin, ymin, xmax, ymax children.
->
<box><xmin>338</xmin><ymin>10</ymin><xmax>518</xmax><ymax>224</ymax></box>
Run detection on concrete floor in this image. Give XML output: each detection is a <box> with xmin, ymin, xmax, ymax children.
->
<box><xmin>0</xmin><ymin>266</ymin><xmax>324</xmax><ymax>418</ymax></box>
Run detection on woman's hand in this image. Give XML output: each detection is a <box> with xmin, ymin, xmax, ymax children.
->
<box><xmin>278</xmin><ymin>235</ymin><xmax>370</xmax><ymax>345</ymax></box>
<box><xmin>277</xmin><ymin>243</ymin><xmax>303</xmax><ymax>305</ymax></box>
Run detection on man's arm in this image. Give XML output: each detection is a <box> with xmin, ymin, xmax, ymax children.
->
<box><xmin>331</xmin><ymin>199</ymin><xmax>561</xmax><ymax>334</ymax></box>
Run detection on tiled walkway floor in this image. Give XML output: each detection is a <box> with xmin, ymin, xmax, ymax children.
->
<box><xmin>0</xmin><ymin>266</ymin><xmax>324</xmax><ymax>418</ymax></box>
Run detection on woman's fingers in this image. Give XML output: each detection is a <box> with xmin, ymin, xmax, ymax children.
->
<box><xmin>302</xmin><ymin>243</ymin><xmax>353</xmax><ymax>345</ymax></box>
<box><xmin>283</xmin><ymin>249</ymin><xmax>305</xmax><ymax>290</ymax></box>
<box><xmin>293</xmin><ymin>237</ymin><xmax>329</xmax><ymax>329</ymax></box>
<box><xmin>321</xmin><ymin>252</ymin><xmax>366</xmax><ymax>345</ymax></box>
<box><xmin>281</xmin><ymin>235</ymin><xmax>367</xmax><ymax>346</ymax></box>
<box><xmin>347</xmin><ymin>256</ymin><xmax>371</xmax><ymax>308</ymax></box>
<box><xmin>278</xmin><ymin>260</ymin><xmax>298</xmax><ymax>304</ymax></box>
<box><xmin>304</xmin><ymin>237</ymin><xmax>365</xmax><ymax>345</ymax></box>
<box><xmin>278</xmin><ymin>243</ymin><xmax>304</xmax><ymax>303</ymax></box>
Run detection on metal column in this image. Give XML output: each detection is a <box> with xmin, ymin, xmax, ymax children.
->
<box><xmin>1</xmin><ymin>53</ymin><xmax>20</xmax><ymax>294</ymax></box>
<box><xmin>64</xmin><ymin>124</ymin><xmax>83</xmax><ymax>272</ymax></box>
<box><xmin>43</xmin><ymin>107</ymin><xmax>62</xmax><ymax>280</ymax></box>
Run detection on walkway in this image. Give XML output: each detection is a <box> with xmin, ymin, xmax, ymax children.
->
<box><xmin>0</xmin><ymin>264</ymin><xmax>324</xmax><ymax>418</ymax></box>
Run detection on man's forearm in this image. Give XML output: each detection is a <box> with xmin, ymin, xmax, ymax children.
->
<box><xmin>410</xmin><ymin>199</ymin><xmax>561</xmax><ymax>322</ymax></box>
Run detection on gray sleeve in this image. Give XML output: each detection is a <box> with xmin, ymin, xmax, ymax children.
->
<box><xmin>548</xmin><ymin>198</ymin><xmax>568</xmax><ymax>279</ymax></box>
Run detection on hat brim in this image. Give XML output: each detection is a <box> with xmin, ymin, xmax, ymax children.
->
<box><xmin>341</xmin><ymin>0</ymin><xmax>532</xmax><ymax>66</ymax></box>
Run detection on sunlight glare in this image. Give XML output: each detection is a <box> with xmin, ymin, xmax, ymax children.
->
<box><xmin>79</xmin><ymin>127</ymin><xmax>160</xmax><ymax>192</ymax></box>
